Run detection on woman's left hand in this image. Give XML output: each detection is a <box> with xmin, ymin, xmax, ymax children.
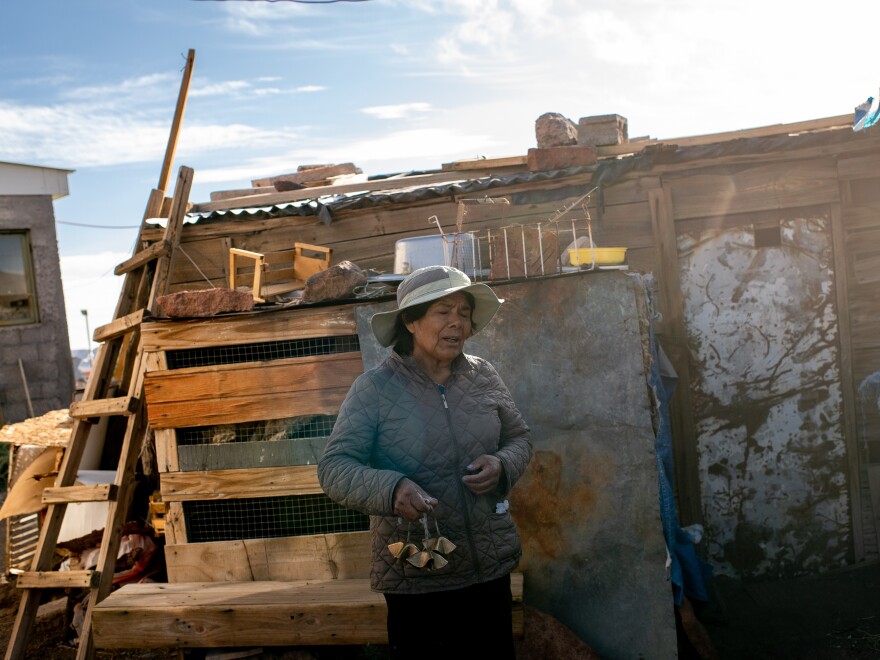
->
<box><xmin>462</xmin><ymin>454</ymin><xmax>503</xmax><ymax>495</ymax></box>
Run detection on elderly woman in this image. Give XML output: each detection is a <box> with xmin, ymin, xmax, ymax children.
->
<box><xmin>318</xmin><ymin>265</ymin><xmax>532</xmax><ymax>659</ymax></box>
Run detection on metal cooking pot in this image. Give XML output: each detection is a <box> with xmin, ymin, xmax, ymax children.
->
<box><xmin>394</xmin><ymin>234</ymin><xmax>478</xmax><ymax>276</ymax></box>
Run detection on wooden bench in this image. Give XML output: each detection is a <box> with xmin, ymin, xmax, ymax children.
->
<box><xmin>91</xmin><ymin>574</ymin><xmax>524</xmax><ymax>649</ymax></box>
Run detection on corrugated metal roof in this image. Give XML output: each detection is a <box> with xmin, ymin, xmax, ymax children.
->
<box><xmin>185</xmin><ymin>124</ymin><xmax>878</xmax><ymax>226</ymax></box>
<box><xmin>186</xmin><ymin>165</ymin><xmax>597</xmax><ymax>225</ymax></box>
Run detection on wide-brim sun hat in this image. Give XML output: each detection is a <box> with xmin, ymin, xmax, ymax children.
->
<box><xmin>371</xmin><ymin>265</ymin><xmax>503</xmax><ymax>347</ymax></box>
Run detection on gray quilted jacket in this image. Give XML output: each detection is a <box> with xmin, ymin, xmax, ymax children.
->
<box><xmin>318</xmin><ymin>350</ymin><xmax>532</xmax><ymax>594</ymax></box>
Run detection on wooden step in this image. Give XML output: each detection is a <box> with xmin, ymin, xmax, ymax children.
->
<box><xmin>16</xmin><ymin>570</ymin><xmax>99</xmax><ymax>589</ymax></box>
<box><xmin>93</xmin><ymin>309</ymin><xmax>147</xmax><ymax>343</ymax></box>
<box><xmin>91</xmin><ymin>574</ymin><xmax>524</xmax><ymax>649</ymax></box>
<box><xmin>42</xmin><ymin>484</ymin><xmax>118</xmax><ymax>505</ymax></box>
<box><xmin>69</xmin><ymin>396</ymin><xmax>139</xmax><ymax>419</ymax></box>
<box><xmin>114</xmin><ymin>239</ymin><xmax>170</xmax><ymax>276</ymax></box>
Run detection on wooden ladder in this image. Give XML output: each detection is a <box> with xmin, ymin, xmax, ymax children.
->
<box><xmin>4</xmin><ymin>165</ymin><xmax>194</xmax><ymax>660</ymax></box>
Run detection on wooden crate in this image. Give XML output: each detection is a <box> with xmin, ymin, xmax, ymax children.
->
<box><xmin>141</xmin><ymin>303</ymin><xmax>370</xmax><ymax>579</ymax></box>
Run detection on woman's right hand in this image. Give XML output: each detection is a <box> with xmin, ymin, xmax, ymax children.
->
<box><xmin>392</xmin><ymin>477</ymin><xmax>438</xmax><ymax>522</ymax></box>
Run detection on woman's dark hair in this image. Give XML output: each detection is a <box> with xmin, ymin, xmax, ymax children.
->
<box><xmin>391</xmin><ymin>291</ymin><xmax>476</xmax><ymax>356</ymax></box>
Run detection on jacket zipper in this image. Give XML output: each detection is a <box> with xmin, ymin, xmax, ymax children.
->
<box><xmin>437</xmin><ymin>383</ymin><xmax>484</xmax><ymax>581</ymax></box>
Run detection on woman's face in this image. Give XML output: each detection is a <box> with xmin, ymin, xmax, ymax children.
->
<box><xmin>405</xmin><ymin>292</ymin><xmax>473</xmax><ymax>367</ymax></box>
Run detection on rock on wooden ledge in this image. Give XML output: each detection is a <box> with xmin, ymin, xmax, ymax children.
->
<box><xmin>157</xmin><ymin>288</ymin><xmax>255</xmax><ymax>318</ymax></box>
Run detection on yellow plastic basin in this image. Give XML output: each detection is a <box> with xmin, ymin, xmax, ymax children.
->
<box><xmin>568</xmin><ymin>247</ymin><xmax>628</xmax><ymax>266</ymax></box>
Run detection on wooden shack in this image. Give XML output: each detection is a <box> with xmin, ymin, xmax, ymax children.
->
<box><xmin>93</xmin><ymin>270</ymin><xmax>674</xmax><ymax>658</ymax></box>
<box><xmin>128</xmin><ymin>112</ymin><xmax>880</xmax><ymax>579</ymax></box>
<box><xmin>79</xmin><ymin>111</ymin><xmax>880</xmax><ymax>655</ymax></box>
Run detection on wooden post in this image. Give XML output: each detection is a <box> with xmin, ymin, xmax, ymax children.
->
<box><xmin>17</xmin><ymin>359</ymin><xmax>34</xmax><ymax>418</ymax></box>
<box><xmin>157</xmin><ymin>49</ymin><xmax>195</xmax><ymax>194</ymax></box>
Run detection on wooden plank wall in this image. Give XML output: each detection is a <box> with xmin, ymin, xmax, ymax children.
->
<box><xmin>138</xmin><ymin>133</ymin><xmax>880</xmax><ymax>562</ymax></box>
<box><xmin>836</xmin><ymin>152</ymin><xmax>880</xmax><ymax>559</ymax></box>
<box><xmin>142</xmin><ymin>172</ymin><xmax>663</xmax><ymax>292</ymax></box>
<box><xmin>646</xmin><ymin>146</ymin><xmax>880</xmax><ymax>562</ymax></box>
<box><xmin>141</xmin><ymin>305</ymin><xmax>370</xmax><ymax>578</ymax></box>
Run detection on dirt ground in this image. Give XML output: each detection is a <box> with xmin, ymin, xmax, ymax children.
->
<box><xmin>695</xmin><ymin>561</ymin><xmax>880</xmax><ymax>660</ymax></box>
<box><xmin>3</xmin><ymin>561</ymin><xmax>880</xmax><ymax>659</ymax></box>
<box><xmin>2</xmin><ymin>477</ymin><xmax>879</xmax><ymax>660</ymax></box>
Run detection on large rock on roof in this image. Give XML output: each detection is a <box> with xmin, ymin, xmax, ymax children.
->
<box><xmin>535</xmin><ymin>112</ymin><xmax>578</xmax><ymax>148</ymax></box>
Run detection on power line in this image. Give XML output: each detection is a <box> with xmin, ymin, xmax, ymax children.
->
<box><xmin>57</xmin><ymin>220</ymin><xmax>142</xmax><ymax>228</ymax></box>
<box><xmin>192</xmin><ymin>0</ymin><xmax>371</xmax><ymax>3</ymax></box>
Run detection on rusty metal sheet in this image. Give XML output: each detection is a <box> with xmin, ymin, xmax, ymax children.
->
<box><xmin>356</xmin><ymin>271</ymin><xmax>676</xmax><ymax>658</ymax></box>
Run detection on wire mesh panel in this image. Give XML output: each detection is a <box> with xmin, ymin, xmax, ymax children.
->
<box><xmin>166</xmin><ymin>335</ymin><xmax>360</xmax><ymax>370</ymax></box>
<box><xmin>183</xmin><ymin>493</ymin><xmax>370</xmax><ymax>542</ymax></box>
<box><xmin>176</xmin><ymin>415</ymin><xmax>337</xmax><ymax>471</ymax></box>
<box><xmin>177</xmin><ymin>415</ymin><xmax>337</xmax><ymax>446</ymax></box>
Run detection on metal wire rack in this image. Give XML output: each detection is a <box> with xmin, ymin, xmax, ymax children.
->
<box><xmin>443</xmin><ymin>215</ymin><xmax>598</xmax><ymax>281</ymax></box>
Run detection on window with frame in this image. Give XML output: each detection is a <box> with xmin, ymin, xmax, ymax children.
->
<box><xmin>0</xmin><ymin>231</ymin><xmax>39</xmax><ymax>326</ymax></box>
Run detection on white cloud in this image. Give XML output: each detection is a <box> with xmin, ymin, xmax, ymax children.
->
<box><xmin>318</xmin><ymin>127</ymin><xmax>502</xmax><ymax>165</ymax></box>
<box><xmin>361</xmin><ymin>102</ymin><xmax>432</xmax><ymax>120</ymax></box>
<box><xmin>0</xmin><ymin>97</ymin><xmax>301</xmax><ymax>169</ymax></box>
<box><xmin>194</xmin><ymin>126</ymin><xmax>502</xmax><ymax>186</ymax></box>
<box><xmin>217</xmin><ymin>1</ymin><xmax>336</xmax><ymax>39</ymax></box>
<box><xmin>295</xmin><ymin>85</ymin><xmax>326</xmax><ymax>93</ymax></box>
<box><xmin>179</xmin><ymin>123</ymin><xmax>301</xmax><ymax>153</ymax></box>
<box><xmin>60</xmin><ymin>73</ymin><xmax>177</xmax><ymax>102</ymax></box>
<box><xmin>190</xmin><ymin>80</ymin><xmax>252</xmax><ymax>97</ymax></box>
<box><xmin>0</xmin><ymin>102</ymin><xmax>169</xmax><ymax>167</ymax></box>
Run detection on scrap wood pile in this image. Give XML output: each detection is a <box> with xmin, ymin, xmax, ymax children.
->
<box><xmin>0</xmin><ymin>409</ymin><xmax>166</xmax><ymax>643</ymax></box>
<box><xmin>208</xmin><ymin>162</ymin><xmax>366</xmax><ymax>203</ymax></box>
<box><xmin>0</xmin><ymin>408</ymin><xmax>73</xmax><ymax>448</ymax></box>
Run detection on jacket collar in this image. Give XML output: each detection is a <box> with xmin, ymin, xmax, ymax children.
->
<box><xmin>391</xmin><ymin>350</ymin><xmax>472</xmax><ymax>383</ymax></box>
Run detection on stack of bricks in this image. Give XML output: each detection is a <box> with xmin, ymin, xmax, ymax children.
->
<box><xmin>528</xmin><ymin>112</ymin><xmax>628</xmax><ymax>172</ymax></box>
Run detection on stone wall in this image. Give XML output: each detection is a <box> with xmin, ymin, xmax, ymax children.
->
<box><xmin>0</xmin><ymin>195</ymin><xmax>75</xmax><ymax>423</ymax></box>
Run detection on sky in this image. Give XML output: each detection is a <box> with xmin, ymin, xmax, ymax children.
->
<box><xmin>1</xmin><ymin>0</ymin><xmax>878</xmax><ymax>352</ymax></box>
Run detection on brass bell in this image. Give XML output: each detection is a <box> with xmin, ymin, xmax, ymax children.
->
<box><xmin>406</xmin><ymin>550</ymin><xmax>432</xmax><ymax>568</ymax></box>
<box><xmin>434</xmin><ymin>537</ymin><xmax>456</xmax><ymax>554</ymax></box>
<box><xmin>389</xmin><ymin>541</ymin><xmax>420</xmax><ymax>560</ymax></box>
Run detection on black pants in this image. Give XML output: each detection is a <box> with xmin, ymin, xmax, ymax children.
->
<box><xmin>383</xmin><ymin>573</ymin><xmax>515</xmax><ymax>660</ymax></box>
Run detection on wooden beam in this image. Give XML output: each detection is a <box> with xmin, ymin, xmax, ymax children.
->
<box><xmin>140</xmin><ymin>305</ymin><xmax>358</xmax><ymax>352</ymax></box>
<box><xmin>164</xmin><ymin>532</ymin><xmax>371</xmax><ymax>582</ymax></box>
<box><xmin>114</xmin><ymin>240</ymin><xmax>170</xmax><ymax>276</ymax></box>
<box><xmin>146</xmin><ymin>386</ymin><xmax>350</xmax><ymax>430</ymax></box>
<box><xmin>69</xmin><ymin>396</ymin><xmax>138</xmax><ymax>419</ymax></box>
<box><xmin>93</xmin><ymin>310</ymin><xmax>146</xmax><ymax>343</ymax></box>
<box><xmin>42</xmin><ymin>484</ymin><xmax>117</xmax><ymax>505</ymax></box>
<box><xmin>648</xmin><ymin>186</ymin><xmax>703</xmax><ymax>526</ymax></box>
<box><xmin>144</xmin><ymin>352</ymin><xmax>362</xmax><ymax>403</ymax></box>
<box><xmin>148</xmin><ymin>167</ymin><xmax>194</xmax><ymax>317</ymax></box>
<box><xmin>159</xmin><ymin>465</ymin><xmax>321</xmax><ymax>501</ymax></box>
<box><xmin>252</xmin><ymin>163</ymin><xmax>361</xmax><ymax>188</ymax></box>
<box><xmin>16</xmin><ymin>570</ymin><xmax>99</xmax><ymax>590</ymax></box>
<box><xmin>441</xmin><ymin>155</ymin><xmax>528</xmax><ymax>171</ymax></box>
<box><xmin>210</xmin><ymin>186</ymin><xmax>276</xmax><ymax>202</ymax></box>
<box><xmin>158</xmin><ymin>49</ymin><xmax>195</xmax><ymax>194</ymax></box>
<box><xmin>153</xmin><ymin>428</ymin><xmax>178</xmax><ymax>473</ymax></box>
<box><xmin>596</xmin><ymin>114</ymin><xmax>854</xmax><ymax>158</ymax></box>
<box><xmin>831</xmin><ymin>190</ymin><xmax>865</xmax><ymax>561</ymax></box>
<box><xmin>90</xmin><ymin>574</ymin><xmax>524</xmax><ymax>649</ymax></box>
